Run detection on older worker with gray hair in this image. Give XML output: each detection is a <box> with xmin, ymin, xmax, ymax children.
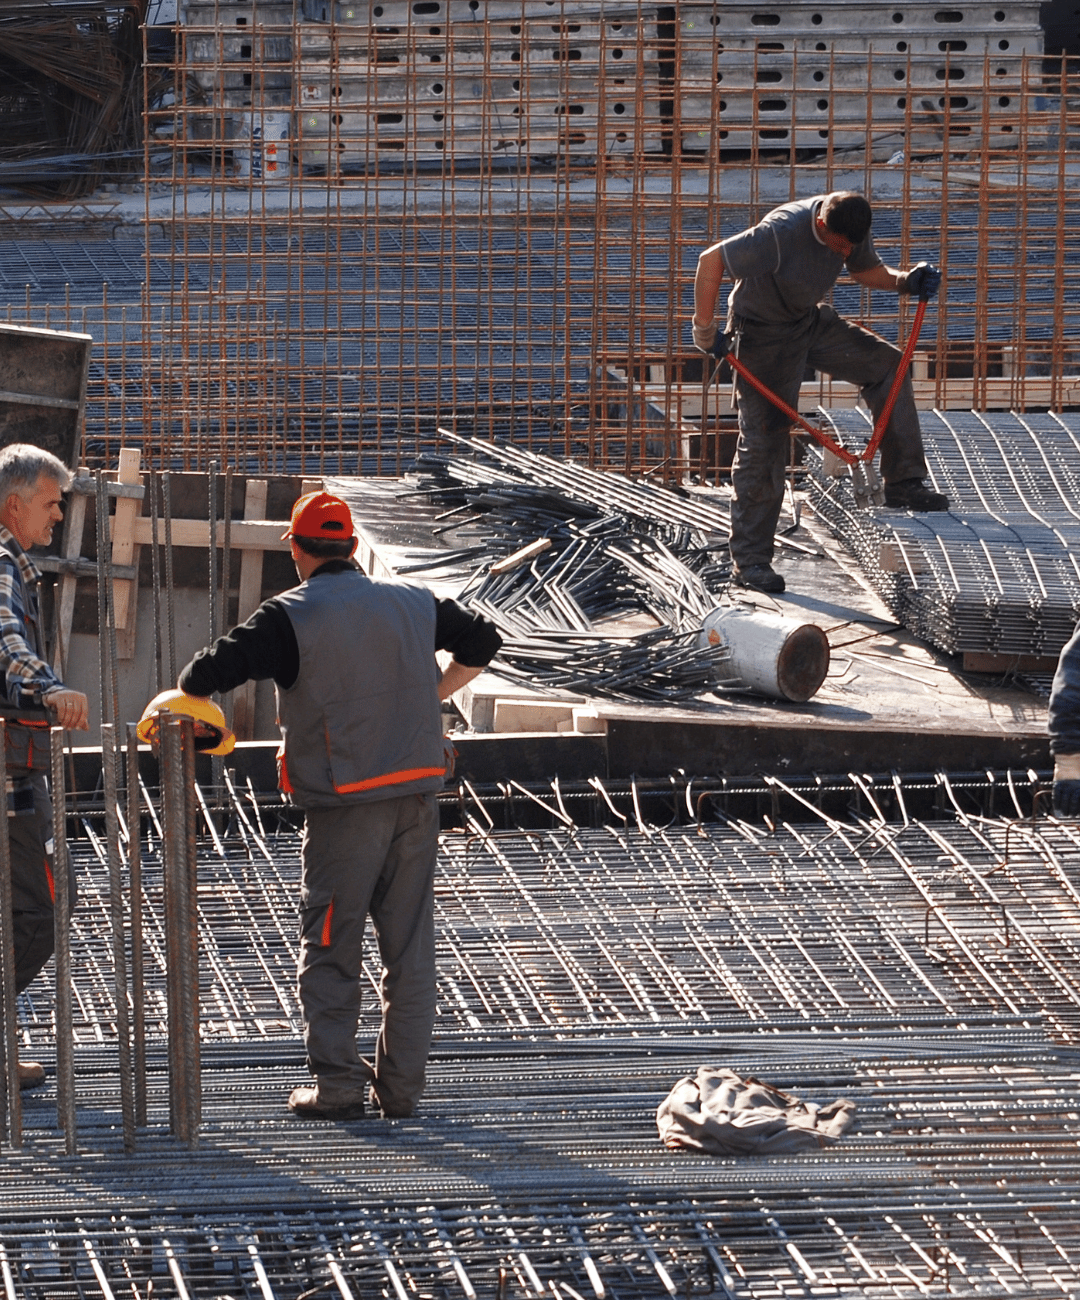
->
<box><xmin>0</xmin><ymin>443</ymin><xmax>89</xmax><ymax>1090</ymax></box>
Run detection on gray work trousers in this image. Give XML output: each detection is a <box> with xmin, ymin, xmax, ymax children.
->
<box><xmin>297</xmin><ymin>790</ymin><xmax>438</xmax><ymax>1114</ymax></box>
<box><xmin>9</xmin><ymin>768</ymin><xmax>71</xmax><ymax>994</ymax></box>
<box><xmin>728</xmin><ymin>303</ymin><xmax>929</xmax><ymax>569</ymax></box>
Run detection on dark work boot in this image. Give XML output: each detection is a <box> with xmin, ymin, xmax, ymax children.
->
<box><xmin>884</xmin><ymin>478</ymin><xmax>949</xmax><ymax>511</ymax></box>
<box><xmin>732</xmin><ymin>564</ymin><xmax>785</xmax><ymax>594</ymax></box>
<box><xmin>18</xmin><ymin>1060</ymin><xmax>45</xmax><ymax>1090</ymax></box>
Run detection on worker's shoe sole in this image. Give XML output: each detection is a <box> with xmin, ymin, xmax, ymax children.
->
<box><xmin>883</xmin><ymin>479</ymin><xmax>949</xmax><ymax>511</ymax></box>
<box><xmin>18</xmin><ymin>1061</ymin><xmax>45</xmax><ymax>1090</ymax></box>
<box><xmin>732</xmin><ymin>565</ymin><xmax>785</xmax><ymax>594</ymax></box>
<box><xmin>287</xmin><ymin>1085</ymin><xmax>365</xmax><ymax>1120</ymax></box>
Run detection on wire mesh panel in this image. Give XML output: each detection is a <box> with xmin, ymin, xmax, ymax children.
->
<box><xmin>809</xmin><ymin>409</ymin><xmax>1080</xmax><ymax>659</ymax></box>
<box><xmin>6</xmin><ymin>773</ymin><xmax>1080</xmax><ymax>1298</ymax></box>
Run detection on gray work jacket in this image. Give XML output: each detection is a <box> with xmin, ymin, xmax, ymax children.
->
<box><xmin>274</xmin><ymin>569</ymin><xmax>445</xmax><ymax>809</ymax></box>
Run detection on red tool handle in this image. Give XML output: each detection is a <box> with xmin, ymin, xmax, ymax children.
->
<box><xmin>860</xmin><ymin>295</ymin><xmax>929</xmax><ymax>462</ymax></box>
<box><xmin>714</xmin><ymin>294</ymin><xmax>930</xmax><ymax>468</ymax></box>
<box><xmin>720</xmin><ymin>351</ymin><xmax>859</xmax><ymax>466</ymax></box>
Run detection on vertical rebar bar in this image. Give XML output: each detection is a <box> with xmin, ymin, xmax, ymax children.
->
<box><xmin>149</xmin><ymin>468</ymin><xmax>164</xmax><ymax>695</ymax></box>
<box><xmin>126</xmin><ymin>723</ymin><xmax>147</xmax><ymax>1128</ymax></box>
<box><xmin>162</xmin><ymin>470</ymin><xmax>177</xmax><ymax>686</ymax></box>
<box><xmin>209</xmin><ymin>462</ymin><xmax>219</xmax><ymax>651</ymax></box>
<box><xmin>51</xmin><ymin>725</ymin><xmax>76</xmax><ymax>1153</ymax></box>
<box><xmin>182</xmin><ymin>715</ymin><xmax>201</xmax><ymax>1138</ymax></box>
<box><xmin>95</xmin><ymin>471</ymin><xmax>112</xmax><ymax>731</ymax></box>
<box><xmin>160</xmin><ymin>714</ymin><xmax>200</xmax><ymax>1147</ymax></box>
<box><xmin>0</xmin><ymin>722</ymin><xmax>22</xmax><ymax>1148</ymax></box>
<box><xmin>101</xmin><ymin>724</ymin><xmax>135</xmax><ymax>1151</ymax></box>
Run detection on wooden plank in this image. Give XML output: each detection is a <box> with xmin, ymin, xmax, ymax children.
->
<box><xmin>111</xmin><ymin>448</ymin><xmax>142</xmax><ymax>658</ymax></box>
<box><xmin>232</xmin><ymin>479</ymin><xmax>268</xmax><ymax>742</ymax></box>
<box><xmin>878</xmin><ymin>542</ymin><xmax>927</xmax><ymax>575</ymax></box>
<box><xmin>131</xmin><ymin>517</ymin><xmax>292</xmax><ymax>550</ymax></box>
<box><xmin>962</xmin><ymin>651</ymin><xmax>1060</xmax><ymax>674</ymax></box>
<box><xmin>490</xmin><ymin>537</ymin><xmax>551</xmax><ymax>574</ymax></box>
<box><xmin>52</xmin><ymin>466</ymin><xmax>88</xmax><ymax>678</ymax></box>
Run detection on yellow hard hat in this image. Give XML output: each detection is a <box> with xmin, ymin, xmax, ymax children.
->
<box><xmin>136</xmin><ymin>690</ymin><xmax>236</xmax><ymax>756</ymax></box>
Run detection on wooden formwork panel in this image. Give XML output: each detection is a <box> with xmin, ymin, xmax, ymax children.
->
<box><xmin>676</xmin><ymin>95</ymin><xmax>1032</xmax><ymax>154</ymax></box>
<box><xmin>189</xmin><ymin>67</ymin><xmax>293</xmax><ymax>94</ymax></box>
<box><xmin>681</xmin><ymin>48</ymin><xmax>1044</xmax><ymax>92</ymax></box>
<box><xmin>297</xmin><ymin>0</ymin><xmax>640</xmax><ymax>21</ymax></box>
<box><xmin>0</xmin><ymin>323</ymin><xmax>90</xmax><ymax>468</ymax></box>
<box><xmin>296</xmin><ymin>89</ymin><xmax>661</xmax><ymax>167</ymax></box>
<box><xmin>675</xmin><ymin>50</ymin><xmax>1034</xmax><ymax>92</ymax></box>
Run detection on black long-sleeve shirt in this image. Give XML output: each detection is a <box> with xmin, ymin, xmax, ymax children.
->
<box><xmin>179</xmin><ymin>560</ymin><xmax>502</xmax><ymax>697</ymax></box>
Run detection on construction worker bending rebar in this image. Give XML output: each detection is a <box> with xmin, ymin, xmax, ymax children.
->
<box><xmin>692</xmin><ymin>190</ymin><xmax>947</xmax><ymax>595</ymax></box>
<box><xmin>175</xmin><ymin>491</ymin><xmax>502</xmax><ymax>1121</ymax></box>
<box><xmin>0</xmin><ymin>445</ymin><xmax>89</xmax><ymax>1091</ymax></box>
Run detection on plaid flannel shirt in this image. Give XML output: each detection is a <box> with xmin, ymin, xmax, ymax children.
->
<box><xmin>0</xmin><ymin>525</ymin><xmax>62</xmax><ymax>709</ymax></box>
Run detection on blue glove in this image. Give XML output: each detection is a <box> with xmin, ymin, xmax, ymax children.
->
<box><xmin>710</xmin><ymin>331</ymin><xmax>730</xmax><ymax>362</ymax></box>
<box><xmin>902</xmin><ymin>262</ymin><xmax>942</xmax><ymax>300</ymax></box>
<box><xmin>1053</xmin><ymin>780</ymin><xmax>1080</xmax><ymax>817</ymax></box>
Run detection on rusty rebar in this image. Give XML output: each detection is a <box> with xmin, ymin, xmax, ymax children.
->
<box><xmin>51</xmin><ymin>725</ymin><xmax>75</xmax><ymax>1154</ymax></box>
<box><xmin>0</xmin><ymin>721</ymin><xmax>22</xmax><ymax>1149</ymax></box>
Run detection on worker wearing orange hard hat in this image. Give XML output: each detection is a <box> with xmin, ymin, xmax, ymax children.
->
<box><xmin>175</xmin><ymin>490</ymin><xmax>501</xmax><ymax>1121</ymax></box>
<box><xmin>0</xmin><ymin>444</ymin><xmax>90</xmax><ymax>1092</ymax></box>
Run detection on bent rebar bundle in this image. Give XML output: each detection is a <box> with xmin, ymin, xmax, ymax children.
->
<box><xmin>331</xmin><ymin>445</ymin><xmax>745</xmax><ymax>704</ymax></box>
<box><xmin>4</xmin><ymin>770</ymin><xmax>1080</xmax><ymax>1296</ymax></box>
<box><xmin>809</xmin><ymin>409</ymin><xmax>1080</xmax><ymax>660</ymax></box>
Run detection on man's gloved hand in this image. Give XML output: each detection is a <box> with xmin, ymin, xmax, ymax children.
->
<box><xmin>710</xmin><ymin>331</ymin><xmax>730</xmax><ymax>362</ymax></box>
<box><xmin>1053</xmin><ymin>753</ymin><xmax>1080</xmax><ymax>817</ymax></box>
<box><xmin>900</xmin><ymin>262</ymin><xmax>942</xmax><ymax>300</ymax></box>
<box><xmin>692</xmin><ymin>319</ymin><xmax>718</xmax><ymax>354</ymax></box>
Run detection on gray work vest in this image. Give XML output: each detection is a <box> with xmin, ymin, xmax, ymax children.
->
<box><xmin>0</xmin><ymin>544</ymin><xmax>51</xmax><ymax>773</ymax></box>
<box><xmin>274</xmin><ymin>569</ymin><xmax>445</xmax><ymax>809</ymax></box>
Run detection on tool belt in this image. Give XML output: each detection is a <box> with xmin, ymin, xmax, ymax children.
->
<box><xmin>1</xmin><ymin>703</ymin><xmax>52</xmax><ymax>773</ymax></box>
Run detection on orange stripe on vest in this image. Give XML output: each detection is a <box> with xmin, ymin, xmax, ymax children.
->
<box><xmin>333</xmin><ymin>766</ymin><xmax>445</xmax><ymax>796</ymax></box>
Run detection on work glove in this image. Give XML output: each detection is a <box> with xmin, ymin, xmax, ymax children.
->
<box><xmin>692</xmin><ymin>320</ymin><xmax>718</xmax><ymax>354</ymax></box>
<box><xmin>692</xmin><ymin>321</ymin><xmax>731</xmax><ymax>362</ymax></box>
<box><xmin>1053</xmin><ymin>754</ymin><xmax>1080</xmax><ymax>817</ymax></box>
<box><xmin>900</xmin><ymin>262</ymin><xmax>942</xmax><ymax>300</ymax></box>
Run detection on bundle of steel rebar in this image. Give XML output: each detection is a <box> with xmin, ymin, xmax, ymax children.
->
<box><xmin>0</xmin><ymin>0</ymin><xmax>144</xmax><ymax>197</ymax></box>
<box><xmin>334</xmin><ymin>457</ymin><xmax>741</xmax><ymax>704</ymax></box>
<box><xmin>809</xmin><ymin>408</ymin><xmax>1080</xmax><ymax>658</ymax></box>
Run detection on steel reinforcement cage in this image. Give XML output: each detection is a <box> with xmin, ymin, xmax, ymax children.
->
<box><xmin>1</xmin><ymin>2</ymin><xmax>1078</xmax><ymax>475</ymax></box>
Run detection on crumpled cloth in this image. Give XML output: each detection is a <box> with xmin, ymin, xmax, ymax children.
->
<box><xmin>657</xmin><ymin>1067</ymin><xmax>856</xmax><ymax>1156</ymax></box>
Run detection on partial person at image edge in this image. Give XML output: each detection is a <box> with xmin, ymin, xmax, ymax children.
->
<box><xmin>0</xmin><ymin>444</ymin><xmax>90</xmax><ymax>1092</ymax></box>
<box><xmin>1049</xmin><ymin>620</ymin><xmax>1080</xmax><ymax>817</ymax></box>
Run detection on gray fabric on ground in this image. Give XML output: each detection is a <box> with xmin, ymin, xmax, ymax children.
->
<box><xmin>657</xmin><ymin>1067</ymin><xmax>856</xmax><ymax>1155</ymax></box>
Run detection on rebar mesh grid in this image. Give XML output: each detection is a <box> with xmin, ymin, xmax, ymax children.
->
<box><xmin>7</xmin><ymin>773</ymin><xmax>1080</xmax><ymax>1295</ymax></box>
<box><xmin>808</xmin><ymin>408</ymin><xmax>1080</xmax><ymax>659</ymax></box>
<box><xmin>17</xmin><ymin>774</ymin><xmax>1080</xmax><ymax>1052</ymax></box>
<box><xmin>3</xmin><ymin>14</ymin><xmax>1079</xmax><ymax>474</ymax></box>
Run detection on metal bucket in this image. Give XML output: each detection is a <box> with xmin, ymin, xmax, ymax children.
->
<box><xmin>701</xmin><ymin>607</ymin><xmax>830</xmax><ymax>703</ymax></box>
<box><xmin>235</xmin><ymin>111</ymin><xmax>292</xmax><ymax>181</ymax></box>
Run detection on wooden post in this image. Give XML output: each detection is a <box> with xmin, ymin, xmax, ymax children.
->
<box><xmin>232</xmin><ymin>479</ymin><xmax>268</xmax><ymax>742</ymax></box>
<box><xmin>111</xmin><ymin>448</ymin><xmax>143</xmax><ymax>660</ymax></box>
<box><xmin>53</xmin><ymin>467</ymin><xmax>89</xmax><ymax>678</ymax></box>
